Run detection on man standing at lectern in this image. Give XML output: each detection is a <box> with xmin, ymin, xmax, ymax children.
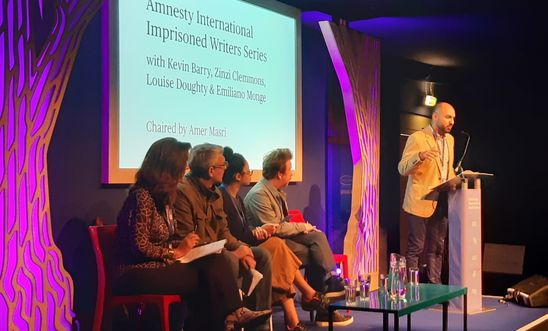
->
<box><xmin>398</xmin><ymin>102</ymin><xmax>456</xmax><ymax>284</ymax></box>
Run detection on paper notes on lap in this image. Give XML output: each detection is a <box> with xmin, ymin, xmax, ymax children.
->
<box><xmin>243</xmin><ymin>269</ymin><xmax>264</xmax><ymax>297</ymax></box>
<box><xmin>177</xmin><ymin>239</ymin><xmax>226</xmax><ymax>263</ymax></box>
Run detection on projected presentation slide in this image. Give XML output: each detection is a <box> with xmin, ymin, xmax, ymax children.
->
<box><xmin>104</xmin><ymin>0</ymin><xmax>302</xmax><ymax>183</ymax></box>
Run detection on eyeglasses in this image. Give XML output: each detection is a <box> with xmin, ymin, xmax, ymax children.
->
<box><xmin>212</xmin><ymin>161</ymin><xmax>229</xmax><ymax>169</ymax></box>
<box><xmin>242</xmin><ymin>170</ymin><xmax>254</xmax><ymax>176</ymax></box>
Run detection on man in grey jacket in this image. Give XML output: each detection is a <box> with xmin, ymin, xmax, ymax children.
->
<box><xmin>244</xmin><ymin>148</ymin><xmax>353</xmax><ymax>327</ymax></box>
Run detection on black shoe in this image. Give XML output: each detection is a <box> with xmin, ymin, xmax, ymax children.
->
<box><xmin>286</xmin><ymin>322</ymin><xmax>307</xmax><ymax>331</ymax></box>
<box><xmin>324</xmin><ymin>276</ymin><xmax>345</xmax><ymax>299</ymax></box>
<box><xmin>224</xmin><ymin>307</ymin><xmax>272</xmax><ymax>331</ymax></box>
<box><xmin>301</xmin><ymin>291</ymin><xmax>329</xmax><ymax>313</ymax></box>
<box><xmin>315</xmin><ymin>311</ymin><xmax>353</xmax><ymax>327</ymax></box>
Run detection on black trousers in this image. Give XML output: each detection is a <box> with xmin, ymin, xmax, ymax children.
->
<box><xmin>115</xmin><ymin>254</ymin><xmax>241</xmax><ymax>330</ymax></box>
<box><xmin>405</xmin><ymin>193</ymin><xmax>448</xmax><ymax>284</ymax></box>
<box><xmin>284</xmin><ymin>231</ymin><xmax>337</xmax><ymax>292</ymax></box>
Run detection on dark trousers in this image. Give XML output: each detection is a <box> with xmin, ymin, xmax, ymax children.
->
<box><xmin>115</xmin><ymin>254</ymin><xmax>241</xmax><ymax>331</ymax></box>
<box><xmin>222</xmin><ymin>246</ymin><xmax>273</xmax><ymax>310</ymax></box>
<box><xmin>284</xmin><ymin>231</ymin><xmax>336</xmax><ymax>292</ymax></box>
<box><xmin>405</xmin><ymin>200</ymin><xmax>448</xmax><ymax>284</ymax></box>
<box><xmin>222</xmin><ymin>247</ymin><xmax>272</xmax><ymax>331</ymax></box>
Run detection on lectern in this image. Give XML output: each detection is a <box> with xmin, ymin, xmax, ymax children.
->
<box><xmin>428</xmin><ymin>171</ymin><xmax>493</xmax><ymax>313</ymax></box>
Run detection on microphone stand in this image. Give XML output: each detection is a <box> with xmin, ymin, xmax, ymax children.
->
<box><xmin>455</xmin><ymin>131</ymin><xmax>470</xmax><ymax>177</ymax></box>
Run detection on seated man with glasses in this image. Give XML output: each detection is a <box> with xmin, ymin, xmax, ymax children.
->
<box><xmin>174</xmin><ymin>143</ymin><xmax>273</xmax><ymax>331</ymax></box>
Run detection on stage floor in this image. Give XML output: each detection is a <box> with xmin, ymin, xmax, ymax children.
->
<box><xmin>272</xmin><ymin>295</ymin><xmax>548</xmax><ymax>331</ymax></box>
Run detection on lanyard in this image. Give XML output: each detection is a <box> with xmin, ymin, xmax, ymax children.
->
<box><xmin>430</xmin><ymin>125</ymin><xmax>448</xmax><ymax>180</ymax></box>
<box><xmin>430</xmin><ymin>125</ymin><xmax>446</xmax><ymax>164</ymax></box>
<box><xmin>230</xmin><ymin>194</ymin><xmax>246</xmax><ymax>226</ymax></box>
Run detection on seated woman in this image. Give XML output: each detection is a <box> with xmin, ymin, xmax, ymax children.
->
<box><xmin>114</xmin><ymin>138</ymin><xmax>271</xmax><ymax>331</ymax></box>
<box><xmin>220</xmin><ymin>147</ymin><xmax>342</xmax><ymax>331</ymax></box>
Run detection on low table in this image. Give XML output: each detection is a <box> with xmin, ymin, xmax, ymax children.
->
<box><xmin>328</xmin><ymin>284</ymin><xmax>467</xmax><ymax>331</ymax></box>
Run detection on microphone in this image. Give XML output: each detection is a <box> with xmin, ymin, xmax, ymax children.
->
<box><xmin>455</xmin><ymin>130</ymin><xmax>470</xmax><ymax>175</ymax></box>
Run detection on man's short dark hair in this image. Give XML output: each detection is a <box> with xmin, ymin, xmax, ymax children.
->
<box><xmin>262</xmin><ymin>148</ymin><xmax>292</xmax><ymax>180</ymax></box>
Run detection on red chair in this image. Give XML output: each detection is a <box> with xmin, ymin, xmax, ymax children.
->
<box><xmin>287</xmin><ymin>210</ymin><xmax>349</xmax><ymax>321</ymax></box>
<box><xmin>332</xmin><ymin>254</ymin><xmax>349</xmax><ymax>280</ymax></box>
<box><xmin>287</xmin><ymin>209</ymin><xmax>306</xmax><ymax>223</ymax></box>
<box><xmin>287</xmin><ymin>210</ymin><xmax>348</xmax><ymax>277</ymax></box>
<box><xmin>89</xmin><ymin>225</ymin><xmax>181</xmax><ymax>331</ymax></box>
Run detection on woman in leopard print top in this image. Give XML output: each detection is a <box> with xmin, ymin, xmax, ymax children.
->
<box><xmin>114</xmin><ymin>138</ymin><xmax>270</xmax><ymax>331</ymax></box>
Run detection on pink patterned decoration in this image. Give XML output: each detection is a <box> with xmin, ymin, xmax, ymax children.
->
<box><xmin>1</xmin><ymin>0</ymin><xmax>102</xmax><ymax>329</ymax></box>
<box><xmin>320</xmin><ymin>21</ymin><xmax>381</xmax><ymax>281</ymax></box>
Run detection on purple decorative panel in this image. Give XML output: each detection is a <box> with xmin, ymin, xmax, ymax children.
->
<box><xmin>1</xmin><ymin>0</ymin><xmax>103</xmax><ymax>329</ymax></box>
<box><xmin>320</xmin><ymin>21</ymin><xmax>381</xmax><ymax>281</ymax></box>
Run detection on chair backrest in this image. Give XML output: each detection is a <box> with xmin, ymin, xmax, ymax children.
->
<box><xmin>287</xmin><ymin>209</ymin><xmax>305</xmax><ymax>223</ymax></box>
<box><xmin>89</xmin><ymin>225</ymin><xmax>117</xmax><ymax>331</ymax></box>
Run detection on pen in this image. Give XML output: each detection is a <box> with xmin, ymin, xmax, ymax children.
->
<box><xmin>193</xmin><ymin>223</ymin><xmax>203</xmax><ymax>246</ymax></box>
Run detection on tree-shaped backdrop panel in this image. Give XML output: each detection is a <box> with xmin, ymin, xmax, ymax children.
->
<box><xmin>320</xmin><ymin>21</ymin><xmax>380</xmax><ymax>280</ymax></box>
<box><xmin>1</xmin><ymin>0</ymin><xmax>102</xmax><ymax>329</ymax></box>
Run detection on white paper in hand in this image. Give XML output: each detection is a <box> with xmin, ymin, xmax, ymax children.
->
<box><xmin>177</xmin><ymin>239</ymin><xmax>226</xmax><ymax>263</ymax></box>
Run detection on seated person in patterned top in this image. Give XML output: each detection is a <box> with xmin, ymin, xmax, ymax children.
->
<box><xmin>115</xmin><ymin>138</ymin><xmax>270</xmax><ymax>331</ymax></box>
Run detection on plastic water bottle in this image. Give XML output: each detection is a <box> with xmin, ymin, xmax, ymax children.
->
<box><xmin>389</xmin><ymin>253</ymin><xmax>399</xmax><ymax>300</ymax></box>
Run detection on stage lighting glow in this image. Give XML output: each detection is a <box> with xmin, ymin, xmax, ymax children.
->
<box><xmin>424</xmin><ymin>94</ymin><xmax>437</xmax><ymax>106</ymax></box>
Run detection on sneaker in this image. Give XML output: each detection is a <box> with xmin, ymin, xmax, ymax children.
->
<box><xmin>301</xmin><ymin>291</ymin><xmax>329</xmax><ymax>313</ymax></box>
<box><xmin>224</xmin><ymin>307</ymin><xmax>272</xmax><ymax>331</ymax></box>
<box><xmin>324</xmin><ymin>276</ymin><xmax>345</xmax><ymax>299</ymax></box>
<box><xmin>286</xmin><ymin>322</ymin><xmax>307</xmax><ymax>331</ymax></box>
<box><xmin>315</xmin><ymin>311</ymin><xmax>353</xmax><ymax>327</ymax></box>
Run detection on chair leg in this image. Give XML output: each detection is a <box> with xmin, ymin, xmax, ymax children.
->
<box><xmin>310</xmin><ymin>310</ymin><xmax>315</xmax><ymax>322</ymax></box>
<box><xmin>160</xmin><ymin>301</ymin><xmax>170</xmax><ymax>331</ymax></box>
